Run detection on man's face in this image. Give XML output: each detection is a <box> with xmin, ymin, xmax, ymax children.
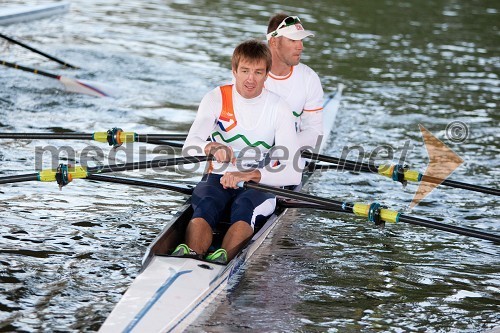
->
<box><xmin>275</xmin><ymin>37</ymin><xmax>304</xmax><ymax>66</ymax></box>
<box><xmin>233</xmin><ymin>58</ymin><xmax>268</xmax><ymax>99</ymax></box>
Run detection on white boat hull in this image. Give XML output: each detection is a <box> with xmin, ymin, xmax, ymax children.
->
<box><xmin>100</xmin><ymin>256</ymin><xmax>226</xmax><ymax>332</ymax></box>
<box><xmin>100</xmin><ymin>203</ymin><xmax>287</xmax><ymax>333</ymax></box>
<box><xmin>99</xmin><ymin>83</ymin><xmax>344</xmax><ymax>332</ymax></box>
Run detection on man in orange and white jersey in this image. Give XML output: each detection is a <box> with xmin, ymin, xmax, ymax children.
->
<box><xmin>266</xmin><ymin>14</ymin><xmax>325</xmax><ymax>150</ymax></box>
<box><xmin>176</xmin><ymin>40</ymin><xmax>302</xmax><ymax>264</ymax></box>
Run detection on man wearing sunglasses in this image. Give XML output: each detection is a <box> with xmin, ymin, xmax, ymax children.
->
<box><xmin>266</xmin><ymin>14</ymin><xmax>324</xmax><ymax>150</ymax></box>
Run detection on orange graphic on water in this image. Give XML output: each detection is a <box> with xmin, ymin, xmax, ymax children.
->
<box><xmin>410</xmin><ymin>125</ymin><xmax>464</xmax><ymax>209</ymax></box>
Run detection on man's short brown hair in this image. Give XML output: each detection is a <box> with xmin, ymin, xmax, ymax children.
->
<box><xmin>232</xmin><ymin>39</ymin><xmax>272</xmax><ymax>73</ymax></box>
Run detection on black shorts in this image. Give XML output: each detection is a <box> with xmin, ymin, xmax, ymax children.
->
<box><xmin>191</xmin><ymin>174</ymin><xmax>276</xmax><ymax>229</ymax></box>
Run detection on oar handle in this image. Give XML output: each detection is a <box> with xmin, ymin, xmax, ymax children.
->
<box><xmin>0</xmin><ymin>59</ymin><xmax>59</xmax><ymax>79</ymax></box>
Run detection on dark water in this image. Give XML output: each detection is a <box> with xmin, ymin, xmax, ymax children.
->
<box><xmin>0</xmin><ymin>0</ymin><xmax>499</xmax><ymax>332</ymax></box>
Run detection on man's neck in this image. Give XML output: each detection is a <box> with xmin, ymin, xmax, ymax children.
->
<box><xmin>270</xmin><ymin>62</ymin><xmax>293</xmax><ymax>77</ymax></box>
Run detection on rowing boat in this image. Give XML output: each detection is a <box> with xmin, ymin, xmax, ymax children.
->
<box><xmin>98</xmin><ymin>83</ymin><xmax>345</xmax><ymax>332</ymax></box>
<box><xmin>0</xmin><ymin>2</ymin><xmax>70</xmax><ymax>26</ymax></box>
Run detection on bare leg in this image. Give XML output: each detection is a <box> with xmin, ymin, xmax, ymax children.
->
<box><xmin>221</xmin><ymin>221</ymin><xmax>253</xmax><ymax>261</ymax></box>
<box><xmin>185</xmin><ymin>217</ymin><xmax>213</xmax><ymax>255</ymax></box>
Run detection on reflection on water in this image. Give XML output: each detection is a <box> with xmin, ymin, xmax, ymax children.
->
<box><xmin>1</xmin><ymin>0</ymin><xmax>499</xmax><ymax>332</ymax></box>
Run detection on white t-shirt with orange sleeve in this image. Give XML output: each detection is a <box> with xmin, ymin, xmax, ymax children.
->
<box><xmin>264</xmin><ymin>63</ymin><xmax>324</xmax><ymax>150</ymax></box>
<box><xmin>183</xmin><ymin>86</ymin><xmax>302</xmax><ymax>187</ymax></box>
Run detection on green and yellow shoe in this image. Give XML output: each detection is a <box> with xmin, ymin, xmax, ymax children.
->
<box><xmin>205</xmin><ymin>248</ymin><xmax>228</xmax><ymax>264</ymax></box>
<box><xmin>171</xmin><ymin>244</ymin><xmax>197</xmax><ymax>257</ymax></box>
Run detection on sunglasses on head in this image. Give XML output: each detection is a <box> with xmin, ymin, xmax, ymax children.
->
<box><xmin>270</xmin><ymin>16</ymin><xmax>301</xmax><ymax>38</ymax></box>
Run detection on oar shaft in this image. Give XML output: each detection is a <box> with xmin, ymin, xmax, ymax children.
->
<box><xmin>277</xmin><ymin>199</ymin><xmax>344</xmax><ymax>212</ymax></box>
<box><xmin>424</xmin><ymin>176</ymin><xmax>500</xmax><ymax>196</ymax></box>
<box><xmin>243</xmin><ymin>182</ymin><xmax>345</xmax><ymax>210</ymax></box>
<box><xmin>0</xmin><ymin>33</ymin><xmax>78</xmax><ymax>69</ymax></box>
<box><xmin>241</xmin><ymin>182</ymin><xmax>500</xmax><ymax>244</ymax></box>
<box><xmin>0</xmin><ymin>173</ymin><xmax>38</xmax><ymax>184</ymax></box>
<box><xmin>0</xmin><ymin>156</ymin><xmax>207</xmax><ymax>185</ymax></box>
<box><xmin>146</xmin><ymin>139</ymin><xmax>184</xmax><ymax>148</ymax></box>
<box><xmin>140</xmin><ymin>134</ymin><xmax>188</xmax><ymax>141</ymax></box>
<box><xmin>86</xmin><ymin>156</ymin><xmax>207</xmax><ymax>174</ymax></box>
<box><xmin>87</xmin><ymin>174</ymin><xmax>194</xmax><ymax>195</ymax></box>
<box><xmin>302</xmin><ymin>151</ymin><xmax>377</xmax><ymax>172</ymax></box>
<box><xmin>303</xmin><ymin>151</ymin><xmax>498</xmax><ymax>196</ymax></box>
<box><xmin>399</xmin><ymin>214</ymin><xmax>500</xmax><ymax>243</ymax></box>
<box><xmin>0</xmin><ymin>59</ymin><xmax>59</xmax><ymax>79</ymax></box>
<box><xmin>0</xmin><ymin>133</ymin><xmax>93</xmax><ymax>140</ymax></box>
<box><xmin>1</xmin><ymin>59</ymin><xmax>112</xmax><ymax>98</ymax></box>
<box><xmin>313</xmin><ymin>163</ymin><xmax>373</xmax><ymax>173</ymax></box>
<box><xmin>0</xmin><ymin>132</ymin><xmax>188</xmax><ymax>143</ymax></box>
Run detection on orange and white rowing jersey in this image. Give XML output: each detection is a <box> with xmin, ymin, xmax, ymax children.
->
<box><xmin>183</xmin><ymin>85</ymin><xmax>301</xmax><ymax>187</ymax></box>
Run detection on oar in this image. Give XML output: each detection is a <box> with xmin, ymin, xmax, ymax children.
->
<box><xmin>0</xmin><ymin>33</ymin><xmax>79</xmax><ymax>69</ymax></box>
<box><xmin>146</xmin><ymin>139</ymin><xmax>184</xmax><ymax>148</ymax></box>
<box><xmin>36</xmin><ymin>127</ymin><xmax>486</xmax><ymax>198</ymax></box>
<box><xmin>13</xmin><ymin>130</ymin><xmax>489</xmax><ymax>196</ymax></box>
<box><xmin>0</xmin><ymin>59</ymin><xmax>114</xmax><ymax>97</ymax></box>
<box><xmin>0</xmin><ymin>156</ymin><xmax>207</xmax><ymax>187</ymax></box>
<box><xmin>302</xmin><ymin>151</ymin><xmax>500</xmax><ymax>196</ymax></box>
<box><xmin>87</xmin><ymin>174</ymin><xmax>194</xmax><ymax>195</ymax></box>
<box><xmin>137</xmin><ymin>139</ymin><xmax>498</xmax><ymax>196</ymax></box>
<box><xmin>0</xmin><ymin>128</ymin><xmax>188</xmax><ymax>147</ymax></box>
<box><xmin>239</xmin><ymin>181</ymin><xmax>500</xmax><ymax>243</ymax></box>
<box><xmin>142</xmin><ymin>140</ymin><xmax>499</xmax><ymax>196</ymax></box>
<box><xmin>277</xmin><ymin>199</ymin><xmax>344</xmax><ymax>212</ymax></box>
